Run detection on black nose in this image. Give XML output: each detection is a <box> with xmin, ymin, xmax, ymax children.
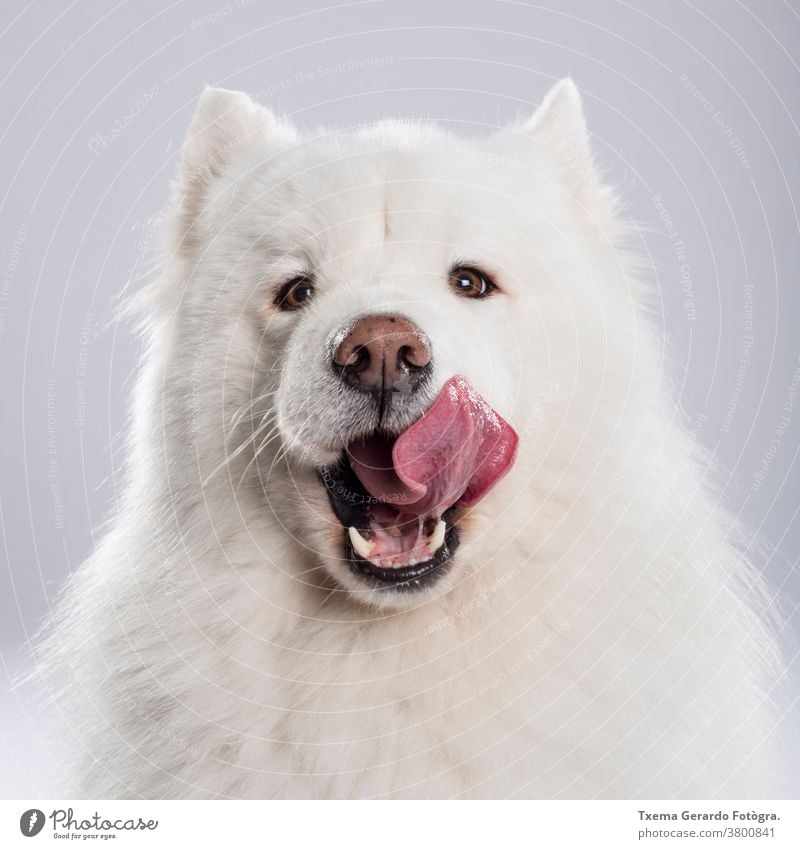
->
<box><xmin>332</xmin><ymin>314</ymin><xmax>432</xmax><ymax>398</ymax></box>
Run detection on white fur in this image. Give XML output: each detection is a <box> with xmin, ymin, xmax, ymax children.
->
<box><xmin>36</xmin><ymin>80</ymin><xmax>788</xmax><ymax>799</ymax></box>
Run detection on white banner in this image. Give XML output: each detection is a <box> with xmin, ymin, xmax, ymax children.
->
<box><xmin>1</xmin><ymin>799</ymin><xmax>798</xmax><ymax>848</ymax></box>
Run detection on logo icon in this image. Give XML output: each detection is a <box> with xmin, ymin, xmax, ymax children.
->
<box><xmin>19</xmin><ymin>809</ymin><xmax>46</xmax><ymax>837</ymax></box>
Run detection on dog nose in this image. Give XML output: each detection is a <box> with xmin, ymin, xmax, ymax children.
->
<box><xmin>333</xmin><ymin>314</ymin><xmax>431</xmax><ymax>395</ymax></box>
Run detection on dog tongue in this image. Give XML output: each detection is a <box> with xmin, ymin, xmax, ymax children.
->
<box><xmin>347</xmin><ymin>376</ymin><xmax>518</xmax><ymax>518</ymax></box>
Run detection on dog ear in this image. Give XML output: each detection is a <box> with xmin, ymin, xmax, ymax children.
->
<box><xmin>173</xmin><ymin>87</ymin><xmax>296</xmax><ymax>250</ymax></box>
<box><xmin>516</xmin><ymin>79</ymin><xmax>615</xmax><ymax>222</ymax></box>
<box><xmin>522</xmin><ymin>79</ymin><xmax>590</xmax><ymax>173</ymax></box>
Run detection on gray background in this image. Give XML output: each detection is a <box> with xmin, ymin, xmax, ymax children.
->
<box><xmin>1</xmin><ymin>0</ymin><xmax>798</xmax><ymax>797</ymax></box>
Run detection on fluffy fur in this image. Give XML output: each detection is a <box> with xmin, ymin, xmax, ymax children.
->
<box><xmin>36</xmin><ymin>80</ymin><xmax>788</xmax><ymax>798</ymax></box>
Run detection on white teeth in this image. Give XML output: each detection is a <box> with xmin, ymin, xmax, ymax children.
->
<box><xmin>350</xmin><ymin>520</ymin><xmax>446</xmax><ymax>568</ymax></box>
<box><xmin>428</xmin><ymin>519</ymin><xmax>446</xmax><ymax>554</ymax></box>
<box><xmin>348</xmin><ymin>526</ymin><xmax>374</xmax><ymax>560</ymax></box>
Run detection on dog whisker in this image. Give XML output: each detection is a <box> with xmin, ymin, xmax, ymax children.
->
<box><xmin>202</xmin><ymin>412</ymin><xmax>278</xmax><ymax>487</ymax></box>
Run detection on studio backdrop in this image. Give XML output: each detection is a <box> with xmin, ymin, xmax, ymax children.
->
<box><xmin>0</xmin><ymin>0</ymin><xmax>798</xmax><ymax>796</ymax></box>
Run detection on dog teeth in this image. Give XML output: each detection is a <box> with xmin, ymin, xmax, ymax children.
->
<box><xmin>348</xmin><ymin>526</ymin><xmax>374</xmax><ymax>560</ymax></box>
<box><xmin>350</xmin><ymin>520</ymin><xmax>446</xmax><ymax>567</ymax></box>
<box><xmin>428</xmin><ymin>519</ymin><xmax>446</xmax><ymax>553</ymax></box>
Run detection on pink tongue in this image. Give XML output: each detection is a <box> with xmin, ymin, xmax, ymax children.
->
<box><xmin>347</xmin><ymin>376</ymin><xmax>518</xmax><ymax>519</ymax></box>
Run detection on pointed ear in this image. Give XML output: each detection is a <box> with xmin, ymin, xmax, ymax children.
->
<box><xmin>521</xmin><ymin>78</ymin><xmax>590</xmax><ymax>167</ymax></box>
<box><xmin>515</xmin><ymin>79</ymin><xmax>614</xmax><ymax>221</ymax></box>
<box><xmin>174</xmin><ymin>87</ymin><xmax>296</xmax><ymax>249</ymax></box>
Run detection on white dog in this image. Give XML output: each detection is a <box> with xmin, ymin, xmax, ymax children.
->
<box><xmin>37</xmin><ymin>80</ymin><xmax>787</xmax><ymax>799</ymax></box>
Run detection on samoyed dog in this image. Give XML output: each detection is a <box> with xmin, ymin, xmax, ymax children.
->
<box><xmin>37</xmin><ymin>80</ymin><xmax>786</xmax><ymax>799</ymax></box>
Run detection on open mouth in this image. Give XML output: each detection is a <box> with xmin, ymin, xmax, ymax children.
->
<box><xmin>319</xmin><ymin>455</ymin><xmax>461</xmax><ymax>588</ymax></box>
<box><xmin>319</xmin><ymin>376</ymin><xmax>519</xmax><ymax>590</ymax></box>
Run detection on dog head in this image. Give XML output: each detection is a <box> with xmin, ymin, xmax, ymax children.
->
<box><xmin>156</xmin><ymin>80</ymin><xmax>621</xmax><ymax>608</ymax></box>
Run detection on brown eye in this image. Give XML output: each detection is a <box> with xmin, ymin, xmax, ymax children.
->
<box><xmin>275</xmin><ymin>275</ymin><xmax>314</xmax><ymax>311</ymax></box>
<box><xmin>449</xmin><ymin>266</ymin><xmax>496</xmax><ymax>299</ymax></box>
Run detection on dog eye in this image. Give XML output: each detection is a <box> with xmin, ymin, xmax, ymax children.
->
<box><xmin>449</xmin><ymin>266</ymin><xmax>496</xmax><ymax>299</ymax></box>
<box><xmin>275</xmin><ymin>275</ymin><xmax>315</xmax><ymax>311</ymax></box>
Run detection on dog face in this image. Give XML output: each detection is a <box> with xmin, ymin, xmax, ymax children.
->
<box><xmin>163</xmin><ymin>81</ymin><xmax>617</xmax><ymax>608</ymax></box>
